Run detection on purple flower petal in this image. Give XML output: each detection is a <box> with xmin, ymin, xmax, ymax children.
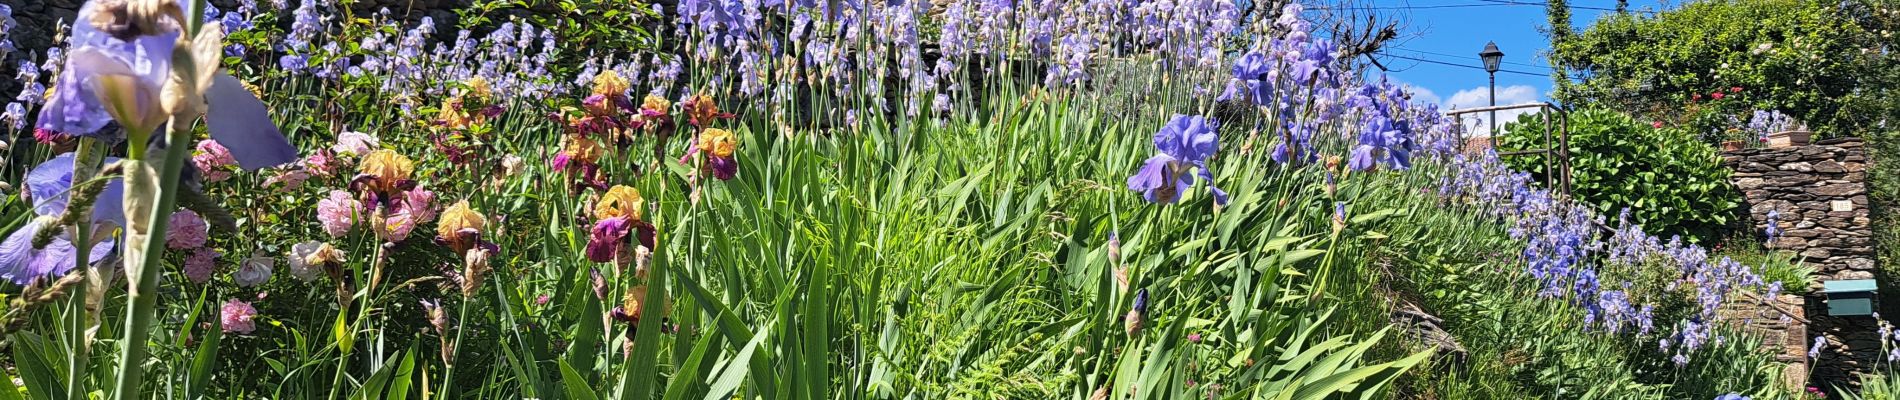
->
<box><xmin>1349</xmin><ymin>145</ymin><xmax>1377</xmax><ymax>171</ymax></box>
<box><xmin>1153</xmin><ymin>115</ymin><xmax>1219</xmax><ymax>163</ymax></box>
<box><xmin>36</xmin><ymin>8</ymin><xmax>180</xmax><ymax>138</ymax></box>
<box><xmin>708</xmin><ymin>155</ymin><xmax>737</xmax><ymax>181</ymax></box>
<box><xmin>24</xmin><ymin>153</ymin><xmax>126</xmax><ymax>226</ymax></box>
<box><xmin>585</xmin><ymin>216</ymin><xmax>634</xmax><ymax>263</ymax></box>
<box><xmin>0</xmin><ymin>220</ymin><xmax>115</xmax><ymax>285</ymax></box>
<box><xmin>1195</xmin><ymin>163</ymin><xmax>1228</xmax><ymax>205</ymax></box>
<box><xmin>1126</xmin><ymin>154</ymin><xmax>1173</xmax><ymax>193</ymax></box>
<box><xmin>37</xmin><ymin>67</ymin><xmax>114</xmax><ymax>136</ymax></box>
<box><xmin>0</xmin><ymin>222</ymin><xmax>44</xmax><ymax>284</ymax></box>
<box><xmin>206</xmin><ymin>72</ymin><xmax>298</xmax><ymax>170</ymax></box>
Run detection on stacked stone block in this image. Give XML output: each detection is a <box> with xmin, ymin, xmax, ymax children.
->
<box><xmin>1725</xmin><ymin>137</ymin><xmax>1873</xmax><ymax>281</ymax></box>
<box><xmin>1723</xmin><ymin>137</ymin><xmax>1880</xmax><ymax>392</ymax></box>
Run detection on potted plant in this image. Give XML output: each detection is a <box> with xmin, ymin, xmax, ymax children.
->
<box><xmin>1750</xmin><ymin>110</ymin><xmax>1808</xmax><ymax>148</ymax></box>
<box><xmin>1720</xmin><ymin>128</ymin><xmax>1748</xmax><ymax>151</ymax></box>
<box><xmin>1766</xmin><ymin>127</ymin><xmax>1813</xmax><ymax>148</ymax></box>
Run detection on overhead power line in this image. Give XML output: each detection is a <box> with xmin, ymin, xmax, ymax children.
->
<box><xmin>1388</xmin><ymin>46</ymin><xmax>1550</xmax><ymax>68</ymax></box>
<box><xmin>1475</xmin><ymin>0</ymin><xmax>1649</xmax><ymax>13</ymax></box>
<box><xmin>1312</xmin><ymin>0</ymin><xmax>1646</xmax><ymax>13</ymax></box>
<box><xmin>1375</xmin><ymin>52</ymin><xmax>1548</xmax><ymax>76</ymax></box>
<box><xmin>1318</xmin><ymin>3</ymin><xmax>1544</xmax><ymax>10</ymax></box>
<box><xmin>1466</xmin><ymin>0</ymin><xmax>1618</xmax><ymax>11</ymax></box>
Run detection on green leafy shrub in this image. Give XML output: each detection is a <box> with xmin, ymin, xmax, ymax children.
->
<box><xmin>1498</xmin><ymin>108</ymin><xmax>1740</xmax><ymax>242</ymax></box>
<box><xmin>1553</xmin><ymin>0</ymin><xmax>1897</xmax><ymax>138</ymax></box>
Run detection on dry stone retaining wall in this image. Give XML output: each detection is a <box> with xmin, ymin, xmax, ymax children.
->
<box><xmin>1719</xmin><ymin>294</ymin><xmax>1810</xmax><ymax>388</ymax></box>
<box><xmin>1723</xmin><ymin>137</ymin><xmax>1879</xmax><ymax>392</ymax></box>
<box><xmin>1726</xmin><ymin>137</ymin><xmax>1873</xmax><ymax>281</ymax></box>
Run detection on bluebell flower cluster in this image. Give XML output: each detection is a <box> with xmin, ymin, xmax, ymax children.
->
<box><xmin>280</xmin><ymin>0</ymin><xmax>325</xmax><ymax>74</ymax></box>
<box><xmin>212</xmin><ymin>1</ymin><xmax>259</xmax><ymax>57</ymax></box>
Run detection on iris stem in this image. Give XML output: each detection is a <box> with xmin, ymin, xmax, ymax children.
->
<box><xmin>125</xmin><ymin>130</ymin><xmax>147</xmax><ymax>162</ymax></box>
<box><xmin>444</xmin><ymin>289</ymin><xmax>472</xmax><ymax>398</ymax></box>
<box><xmin>110</xmin><ymin>2</ymin><xmax>208</xmax><ymax>393</ymax></box>
<box><xmin>65</xmin><ymin>139</ymin><xmax>99</xmax><ymax>399</ymax></box>
<box><xmin>110</xmin><ymin>118</ymin><xmax>193</xmax><ymax>400</ymax></box>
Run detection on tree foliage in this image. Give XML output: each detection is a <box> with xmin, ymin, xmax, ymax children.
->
<box><xmin>1544</xmin><ymin>0</ymin><xmax>1573</xmax><ymax>94</ymax></box>
<box><xmin>1553</xmin><ymin>0</ymin><xmax>1896</xmax><ymax>137</ymax></box>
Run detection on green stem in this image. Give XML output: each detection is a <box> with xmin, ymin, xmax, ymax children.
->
<box><xmin>109</xmin><ymin>121</ymin><xmax>194</xmax><ymax>400</ymax></box>
<box><xmin>109</xmin><ymin>2</ymin><xmax>207</xmax><ymax>393</ymax></box>
<box><xmin>65</xmin><ymin>139</ymin><xmax>99</xmax><ymax>398</ymax></box>
<box><xmin>329</xmin><ymin>351</ymin><xmax>346</xmax><ymax>399</ymax></box>
<box><xmin>443</xmin><ymin>289</ymin><xmax>473</xmax><ymax>398</ymax></box>
<box><xmin>63</xmin><ymin>277</ymin><xmax>88</xmax><ymax>398</ymax></box>
<box><xmin>330</xmin><ymin>242</ymin><xmax>381</xmax><ymax>400</ymax></box>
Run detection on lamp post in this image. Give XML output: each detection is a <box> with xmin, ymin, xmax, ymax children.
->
<box><xmin>1480</xmin><ymin>42</ymin><xmax>1504</xmax><ymax>137</ymax></box>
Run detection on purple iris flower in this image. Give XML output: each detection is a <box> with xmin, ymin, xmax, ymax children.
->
<box><xmin>1349</xmin><ymin>115</ymin><xmax>1413</xmax><ymax>171</ymax></box>
<box><xmin>1764</xmin><ymin>209</ymin><xmax>1781</xmax><ymax>241</ymax></box>
<box><xmin>35</xmin><ymin>0</ymin><xmax>182</xmax><ymax>137</ymax></box>
<box><xmin>1290</xmin><ymin>41</ymin><xmax>1336</xmax><ymax>86</ymax></box>
<box><xmin>38</xmin><ymin>0</ymin><xmax>299</xmax><ymax>170</ymax></box>
<box><xmin>1127</xmin><ymin>114</ymin><xmax>1229</xmax><ymax>205</ymax></box>
<box><xmin>25</xmin><ymin>154</ymin><xmax>127</xmax><ymax>226</ymax></box>
<box><xmin>1271</xmin><ymin>122</ymin><xmax>1318</xmax><ymax>165</ymax></box>
<box><xmin>584</xmin><ymin>217</ymin><xmax>657</xmax><ymax>263</ymax></box>
<box><xmin>1224</xmin><ymin>51</ymin><xmax>1274</xmax><ymax>104</ymax></box>
<box><xmin>1809</xmin><ymin>336</ymin><xmax>1826</xmax><ymax>359</ymax></box>
<box><xmin>585</xmin><ymin>217</ymin><xmax>635</xmax><ymax>263</ymax></box>
<box><xmin>1346</xmin><ymin>78</ymin><xmax>1417</xmax><ymax>171</ymax></box>
<box><xmin>1131</xmin><ymin>288</ymin><xmax>1148</xmax><ymax>314</ymax></box>
<box><xmin>0</xmin><ymin>154</ymin><xmax>126</xmax><ymax>285</ymax></box>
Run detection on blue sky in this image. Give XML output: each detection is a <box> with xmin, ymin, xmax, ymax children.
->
<box><xmin>1357</xmin><ymin>0</ymin><xmax>1684</xmax><ymax>132</ymax></box>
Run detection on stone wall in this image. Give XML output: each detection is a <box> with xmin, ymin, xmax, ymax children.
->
<box><xmin>1726</xmin><ymin>137</ymin><xmax>1874</xmax><ymax>281</ymax></box>
<box><xmin>1719</xmin><ymin>294</ymin><xmax>1810</xmax><ymax>389</ymax></box>
<box><xmin>1723</xmin><ymin>137</ymin><xmax>1879</xmax><ymax>393</ymax></box>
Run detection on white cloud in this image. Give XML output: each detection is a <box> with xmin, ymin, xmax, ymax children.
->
<box><xmin>1404</xmin><ymin>85</ymin><xmax>1441</xmax><ymax>107</ymax></box>
<box><xmin>1389</xmin><ymin>79</ymin><xmax>1441</xmax><ymax>106</ymax></box>
<box><xmin>1443</xmin><ymin>85</ymin><xmax>1541</xmax><ymax>137</ymax></box>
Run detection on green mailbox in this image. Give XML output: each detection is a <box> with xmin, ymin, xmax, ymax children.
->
<box><xmin>1823</xmin><ymin>279</ymin><xmax>1879</xmax><ymax>317</ymax></box>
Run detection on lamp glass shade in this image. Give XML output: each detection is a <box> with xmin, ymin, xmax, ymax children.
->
<box><xmin>1479</xmin><ymin>42</ymin><xmax>1504</xmax><ymax>73</ymax></box>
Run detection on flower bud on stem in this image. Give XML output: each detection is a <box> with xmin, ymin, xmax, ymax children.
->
<box><xmin>110</xmin><ymin>120</ymin><xmax>193</xmax><ymax>400</ymax></box>
<box><xmin>110</xmin><ymin>0</ymin><xmax>209</xmax><ymax>389</ymax></box>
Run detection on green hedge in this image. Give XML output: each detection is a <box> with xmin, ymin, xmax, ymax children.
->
<box><xmin>1499</xmin><ymin>108</ymin><xmax>1741</xmax><ymax>242</ymax></box>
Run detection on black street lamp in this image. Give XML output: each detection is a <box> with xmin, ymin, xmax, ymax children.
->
<box><xmin>1479</xmin><ymin>42</ymin><xmax>1504</xmax><ymax>137</ymax></box>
